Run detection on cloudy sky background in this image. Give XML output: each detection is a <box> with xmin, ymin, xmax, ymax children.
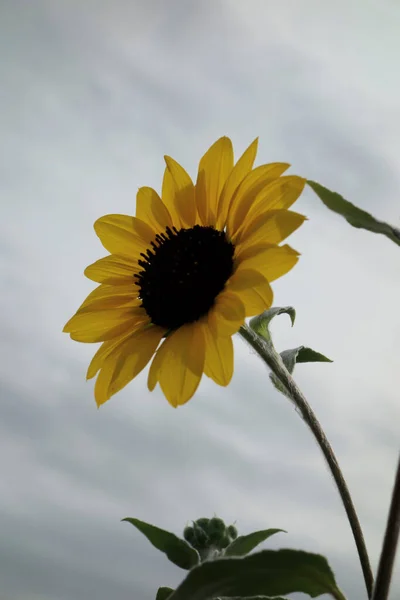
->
<box><xmin>1</xmin><ymin>1</ymin><xmax>400</xmax><ymax>599</ymax></box>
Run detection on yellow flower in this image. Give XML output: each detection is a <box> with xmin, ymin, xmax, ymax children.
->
<box><xmin>64</xmin><ymin>137</ymin><xmax>306</xmax><ymax>407</ymax></box>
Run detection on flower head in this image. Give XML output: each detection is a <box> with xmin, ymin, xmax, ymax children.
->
<box><xmin>63</xmin><ymin>137</ymin><xmax>306</xmax><ymax>407</ymax></box>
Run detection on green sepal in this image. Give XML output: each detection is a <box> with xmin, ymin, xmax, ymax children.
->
<box><xmin>122</xmin><ymin>518</ymin><xmax>199</xmax><ymax>570</ymax></box>
<box><xmin>224</xmin><ymin>528</ymin><xmax>285</xmax><ymax>557</ymax></box>
<box><xmin>250</xmin><ymin>307</ymin><xmax>296</xmax><ymax>342</ymax></box>
<box><xmin>156</xmin><ymin>587</ymin><xmax>174</xmax><ymax>600</ymax></box>
<box><xmin>307</xmin><ymin>180</ymin><xmax>400</xmax><ymax>247</ymax></box>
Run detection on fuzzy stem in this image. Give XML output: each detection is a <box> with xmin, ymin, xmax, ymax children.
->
<box><xmin>239</xmin><ymin>323</ymin><xmax>374</xmax><ymax>598</ymax></box>
<box><xmin>371</xmin><ymin>453</ymin><xmax>400</xmax><ymax>600</ymax></box>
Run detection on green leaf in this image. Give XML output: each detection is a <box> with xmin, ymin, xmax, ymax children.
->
<box><xmin>281</xmin><ymin>346</ymin><xmax>333</xmax><ymax>375</ymax></box>
<box><xmin>224</xmin><ymin>528</ymin><xmax>285</xmax><ymax>557</ymax></box>
<box><xmin>156</xmin><ymin>587</ymin><xmax>174</xmax><ymax>600</ymax></box>
<box><xmin>250</xmin><ymin>307</ymin><xmax>296</xmax><ymax>342</ymax></box>
<box><xmin>168</xmin><ymin>549</ymin><xmax>346</xmax><ymax>600</ymax></box>
<box><xmin>270</xmin><ymin>346</ymin><xmax>332</xmax><ymax>397</ymax></box>
<box><xmin>122</xmin><ymin>518</ymin><xmax>199</xmax><ymax>570</ymax></box>
<box><xmin>307</xmin><ymin>180</ymin><xmax>400</xmax><ymax>247</ymax></box>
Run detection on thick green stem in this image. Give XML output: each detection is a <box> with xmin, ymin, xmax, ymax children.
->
<box><xmin>239</xmin><ymin>323</ymin><xmax>374</xmax><ymax>598</ymax></box>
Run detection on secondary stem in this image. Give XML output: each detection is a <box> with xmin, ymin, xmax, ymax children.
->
<box><xmin>371</xmin><ymin>453</ymin><xmax>400</xmax><ymax>600</ymax></box>
<box><xmin>239</xmin><ymin>323</ymin><xmax>374</xmax><ymax>598</ymax></box>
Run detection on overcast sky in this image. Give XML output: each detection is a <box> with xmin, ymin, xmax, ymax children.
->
<box><xmin>1</xmin><ymin>1</ymin><xmax>400</xmax><ymax>599</ymax></box>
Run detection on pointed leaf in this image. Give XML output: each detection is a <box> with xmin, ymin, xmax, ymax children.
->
<box><xmin>122</xmin><ymin>518</ymin><xmax>199</xmax><ymax>570</ymax></box>
<box><xmin>296</xmin><ymin>347</ymin><xmax>333</xmax><ymax>365</ymax></box>
<box><xmin>168</xmin><ymin>549</ymin><xmax>346</xmax><ymax>600</ymax></box>
<box><xmin>156</xmin><ymin>587</ymin><xmax>174</xmax><ymax>600</ymax></box>
<box><xmin>281</xmin><ymin>346</ymin><xmax>332</xmax><ymax>375</ymax></box>
<box><xmin>270</xmin><ymin>346</ymin><xmax>332</xmax><ymax>397</ymax></box>
<box><xmin>250</xmin><ymin>307</ymin><xmax>296</xmax><ymax>342</ymax></box>
<box><xmin>224</xmin><ymin>528</ymin><xmax>285</xmax><ymax>557</ymax></box>
<box><xmin>308</xmin><ymin>181</ymin><xmax>400</xmax><ymax>247</ymax></box>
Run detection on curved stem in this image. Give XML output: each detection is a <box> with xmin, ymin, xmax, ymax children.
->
<box><xmin>371</xmin><ymin>453</ymin><xmax>400</xmax><ymax>600</ymax></box>
<box><xmin>239</xmin><ymin>324</ymin><xmax>374</xmax><ymax>598</ymax></box>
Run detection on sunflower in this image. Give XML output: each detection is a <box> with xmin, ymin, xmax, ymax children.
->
<box><xmin>64</xmin><ymin>137</ymin><xmax>306</xmax><ymax>407</ymax></box>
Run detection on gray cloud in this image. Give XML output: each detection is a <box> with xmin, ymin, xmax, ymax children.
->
<box><xmin>1</xmin><ymin>0</ymin><xmax>399</xmax><ymax>599</ymax></box>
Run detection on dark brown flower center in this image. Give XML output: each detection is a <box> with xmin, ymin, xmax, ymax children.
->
<box><xmin>134</xmin><ymin>225</ymin><xmax>235</xmax><ymax>330</ymax></box>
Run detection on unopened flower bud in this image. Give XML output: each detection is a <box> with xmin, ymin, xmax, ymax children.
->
<box><xmin>227</xmin><ymin>524</ymin><xmax>238</xmax><ymax>540</ymax></box>
<box><xmin>193</xmin><ymin>522</ymin><xmax>209</xmax><ymax>546</ymax></box>
<box><xmin>208</xmin><ymin>517</ymin><xmax>226</xmax><ymax>543</ymax></box>
<box><xmin>194</xmin><ymin>517</ymin><xmax>210</xmax><ymax>532</ymax></box>
<box><xmin>183</xmin><ymin>525</ymin><xmax>196</xmax><ymax>545</ymax></box>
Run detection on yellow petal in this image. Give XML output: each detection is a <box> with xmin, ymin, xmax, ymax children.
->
<box><xmin>87</xmin><ymin>322</ymin><xmax>149</xmax><ymax>380</ymax></box>
<box><xmin>227</xmin><ymin>163</ymin><xmax>290</xmax><ymax>239</ymax></box>
<box><xmin>84</xmin><ymin>255</ymin><xmax>139</xmax><ymax>285</ymax></box>
<box><xmin>147</xmin><ymin>339</ymin><xmax>164</xmax><ymax>392</ymax></box>
<box><xmin>238</xmin><ymin>279</ymin><xmax>274</xmax><ymax>317</ymax></box>
<box><xmin>236</xmin><ymin>285</ymin><xmax>273</xmax><ymax>316</ymax></box>
<box><xmin>136</xmin><ymin>187</ymin><xmax>172</xmax><ymax>232</ymax></box>
<box><xmin>94</xmin><ymin>325</ymin><xmax>165</xmax><ymax>406</ymax></box>
<box><xmin>216</xmin><ymin>138</ymin><xmax>258</xmax><ymax>229</ymax></box>
<box><xmin>164</xmin><ymin>156</ymin><xmax>196</xmax><ymax>227</ymax></box>
<box><xmin>94</xmin><ymin>214</ymin><xmax>156</xmax><ymax>258</ymax></box>
<box><xmin>237</xmin><ymin>209</ymin><xmax>306</xmax><ymax>247</ymax></box>
<box><xmin>237</xmin><ymin>244</ymin><xmax>300</xmax><ymax>283</ymax></box>
<box><xmin>76</xmin><ymin>283</ymin><xmax>141</xmax><ymax>313</ymax></box>
<box><xmin>236</xmin><ymin>176</ymin><xmax>307</xmax><ymax>240</ymax></box>
<box><xmin>148</xmin><ymin>323</ymin><xmax>205</xmax><ymax>407</ymax></box>
<box><xmin>208</xmin><ymin>291</ymin><xmax>246</xmax><ymax>337</ymax></box>
<box><xmin>228</xmin><ymin>267</ymin><xmax>267</xmax><ymax>289</ymax></box>
<box><xmin>63</xmin><ymin>309</ymin><xmax>147</xmax><ymax>343</ymax></box>
<box><xmin>203</xmin><ymin>323</ymin><xmax>234</xmax><ymax>386</ymax></box>
<box><xmin>162</xmin><ymin>166</ymin><xmax>182</xmax><ymax>226</ymax></box>
<box><xmin>196</xmin><ymin>137</ymin><xmax>233</xmax><ymax>226</ymax></box>
<box><xmin>228</xmin><ymin>270</ymin><xmax>273</xmax><ymax>316</ymax></box>
<box><xmin>234</xmin><ymin>241</ymin><xmax>274</xmax><ymax>263</ymax></box>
